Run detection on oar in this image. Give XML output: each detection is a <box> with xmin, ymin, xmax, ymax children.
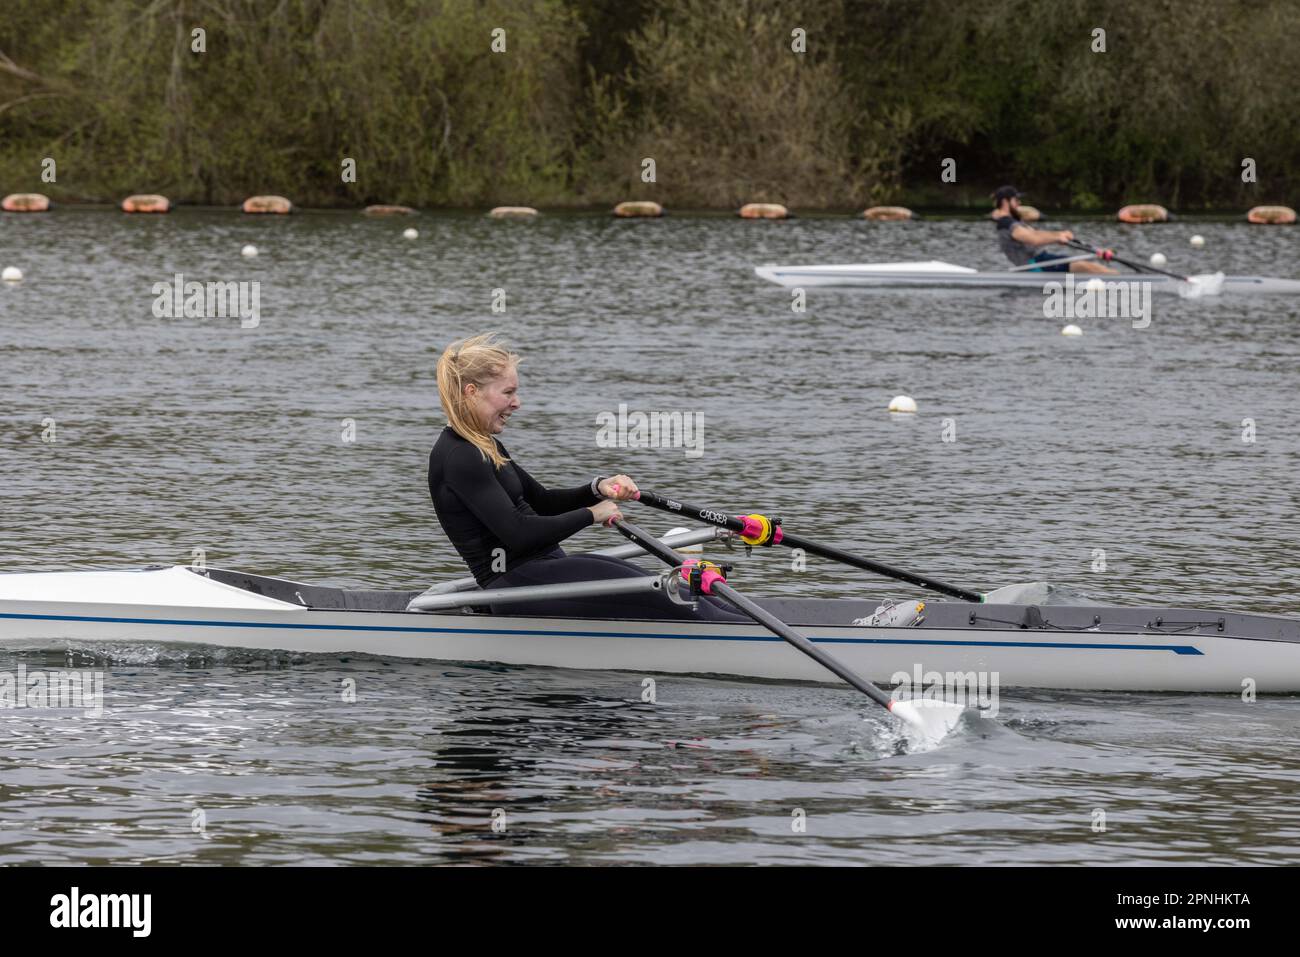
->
<box><xmin>1063</xmin><ymin>238</ymin><xmax>1224</xmax><ymax>296</ymax></box>
<box><xmin>1025</xmin><ymin>217</ymin><xmax>1148</xmax><ymax>275</ymax></box>
<box><xmin>1006</xmin><ymin>252</ymin><xmax>1100</xmax><ymax>272</ymax></box>
<box><xmin>622</xmin><ymin>487</ymin><xmax>983</xmax><ymax>602</ymax></box>
<box><xmin>611</xmin><ymin>518</ymin><xmax>964</xmax><ymax>743</ymax></box>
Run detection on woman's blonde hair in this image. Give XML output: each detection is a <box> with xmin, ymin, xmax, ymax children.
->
<box><xmin>436</xmin><ymin>333</ymin><xmax>520</xmax><ymax>468</ymax></box>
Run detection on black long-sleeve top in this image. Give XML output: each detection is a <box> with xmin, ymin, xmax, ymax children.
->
<box><xmin>428</xmin><ymin>427</ymin><xmax>600</xmax><ymax>585</ymax></box>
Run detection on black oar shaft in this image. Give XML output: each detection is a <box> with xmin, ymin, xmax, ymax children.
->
<box><xmin>611</xmin><ymin>519</ymin><xmax>895</xmax><ymax>710</ymax></box>
<box><xmin>634</xmin><ymin>489</ymin><xmax>981</xmax><ymax>602</ymax></box>
<box><xmin>1065</xmin><ymin>239</ymin><xmax>1190</xmax><ymax>282</ymax></box>
<box><xmin>710</xmin><ymin>580</ymin><xmax>893</xmax><ymax>707</ymax></box>
<box><xmin>779</xmin><ymin>533</ymin><xmax>979</xmax><ymax>601</ymax></box>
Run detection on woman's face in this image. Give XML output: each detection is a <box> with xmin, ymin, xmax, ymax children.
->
<box><xmin>466</xmin><ymin>366</ymin><xmax>521</xmax><ymax>434</ymax></box>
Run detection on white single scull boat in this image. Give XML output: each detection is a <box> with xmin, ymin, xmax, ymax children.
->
<box><xmin>3</xmin><ymin>550</ymin><xmax>1298</xmax><ymax>692</ymax></box>
<box><xmin>754</xmin><ymin>260</ymin><xmax>1300</xmax><ymax>294</ymax></box>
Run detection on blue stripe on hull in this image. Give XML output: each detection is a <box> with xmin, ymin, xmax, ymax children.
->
<box><xmin>0</xmin><ymin>611</ymin><xmax>1205</xmax><ymax>655</ymax></box>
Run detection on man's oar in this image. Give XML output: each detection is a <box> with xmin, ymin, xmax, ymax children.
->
<box><xmin>1006</xmin><ymin>252</ymin><xmax>1100</xmax><ymax>272</ymax></box>
<box><xmin>1063</xmin><ymin>238</ymin><xmax>1224</xmax><ymax>297</ymax></box>
<box><xmin>611</xmin><ymin>518</ymin><xmax>964</xmax><ymax>743</ymax></box>
<box><xmin>623</xmin><ymin>488</ymin><xmax>983</xmax><ymax>602</ymax></box>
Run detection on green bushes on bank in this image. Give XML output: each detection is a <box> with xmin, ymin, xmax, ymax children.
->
<box><xmin>1</xmin><ymin>0</ymin><xmax>1296</xmax><ymax>209</ymax></box>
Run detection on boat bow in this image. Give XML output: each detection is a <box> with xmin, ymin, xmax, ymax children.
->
<box><xmin>0</xmin><ymin>565</ymin><xmax>303</xmax><ymax>611</ymax></box>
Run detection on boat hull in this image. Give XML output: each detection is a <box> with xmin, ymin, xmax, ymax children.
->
<box><xmin>754</xmin><ymin>263</ymin><xmax>1300</xmax><ymax>294</ymax></box>
<box><xmin>2</xmin><ymin>567</ymin><xmax>1298</xmax><ymax>692</ymax></box>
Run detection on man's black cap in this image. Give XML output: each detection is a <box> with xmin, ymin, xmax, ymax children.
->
<box><xmin>992</xmin><ymin>185</ymin><xmax>1023</xmax><ymax>203</ymax></box>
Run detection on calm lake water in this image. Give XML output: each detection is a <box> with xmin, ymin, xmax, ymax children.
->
<box><xmin>1</xmin><ymin>208</ymin><xmax>1298</xmax><ymax>864</ymax></box>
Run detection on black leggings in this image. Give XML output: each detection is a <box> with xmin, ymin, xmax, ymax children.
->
<box><xmin>488</xmin><ymin>553</ymin><xmax>751</xmax><ymax>622</ymax></box>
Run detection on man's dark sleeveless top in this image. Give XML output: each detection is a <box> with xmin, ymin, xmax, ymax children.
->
<box><xmin>994</xmin><ymin>214</ymin><xmax>1033</xmax><ymax>266</ymax></box>
<box><xmin>428</xmin><ymin>427</ymin><xmax>598</xmax><ymax>586</ymax></box>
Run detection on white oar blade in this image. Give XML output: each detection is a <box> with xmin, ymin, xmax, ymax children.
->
<box><xmin>1177</xmin><ymin>271</ymin><xmax>1225</xmax><ymax>299</ymax></box>
<box><xmin>889</xmin><ymin>698</ymin><xmax>966</xmax><ymax>747</ymax></box>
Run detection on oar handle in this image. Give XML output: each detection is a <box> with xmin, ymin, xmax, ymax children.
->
<box><xmin>632</xmin><ymin>489</ymin><xmax>982</xmax><ymax>602</ymax></box>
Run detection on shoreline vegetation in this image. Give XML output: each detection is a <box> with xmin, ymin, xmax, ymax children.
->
<box><xmin>0</xmin><ymin>204</ymin><xmax>1287</xmax><ymax>220</ymax></box>
<box><xmin>2</xmin><ymin>0</ymin><xmax>1298</xmax><ymax>211</ymax></box>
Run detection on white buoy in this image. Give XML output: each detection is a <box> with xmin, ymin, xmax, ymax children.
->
<box><xmin>668</xmin><ymin>526</ymin><xmax>704</xmax><ymax>556</ymax></box>
<box><xmin>1061</xmin><ymin>324</ymin><xmax>1083</xmax><ymax>337</ymax></box>
<box><xmin>1084</xmin><ymin>277</ymin><xmax>1105</xmax><ymax>292</ymax></box>
<box><xmin>241</xmin><ymin>244</ymin><xmax>258</xmax><ymax>258</ymax></box>
<box><xmin>1150</xmin><ymin>252</ymin><xmax>1167</xmax><ymax>266</ymax></box>
<box><xmin>403</xmin><ymin>227</ymin><xmax>419</xmax><ymax>240</ymax></box>
<box><xmin>1</xmin><ymin>266</ymin><xmax>22</xmax><ymax>283</ymax></box>
<box><xmin>1190</xmin><ymin>235</ymin><xmax>1205</xmax><ymax>248</ymax></box>
<box><xmin>888</xmin><ymin>395</ymin><xmax>917</xmax><ymax>414</ymax></box>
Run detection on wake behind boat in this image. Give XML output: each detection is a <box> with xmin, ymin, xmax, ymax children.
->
<box><xmin>4</xmin><ymin>552</ymin><xmax>1300</xmax><ymax>693</ymax></box>
<box><xmin>754</xmin><ymin>260</ymin><xmax>1300</xmax><ymax>294</ymax></box>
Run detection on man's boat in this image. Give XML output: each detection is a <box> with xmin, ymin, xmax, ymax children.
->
<box><xmin>754</xmin><ymin>260</ymin><xmax>1300</xmax><ymax>294</ymax></box>
<box><xmin>3</xmin><ymin>559</ymin><xmax>1300</xmax><ymax>692</ymax></box>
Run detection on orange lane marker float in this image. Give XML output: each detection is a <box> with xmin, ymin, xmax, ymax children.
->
<box><xmin>739</xmin><ymin>203</ymin><xmax>789</xmax><ymax>219</ymax></box>
<box><xmin>121</xmin><ymin>194</ymin><xmax>170</xmax><ymax>213</ymax></box>
<box><xmin>2</xmin><ymin>193</ymin><xmax>50</xmax><ymax>212</ymax></box>
<box><xmin>1246</xmin><ymin>205</ymin><xmax>1296</xmax><ymax>224</ymax></box>
<box><xmin>613</xmin><ymin>200</ymin><xmax>663</xmax><ymax>217</ymax></box>
<box><xmin>1117</xmin><ymin>203</ymin><xmax>1168</xmax><ymax>223</ymax></box>
<box><xmin>862</xmin><ymin>205</ymin><xmax>913</xmax><ymax>221</ymax></box>
<box><xmin>488</xmin><ymin>206</ymin><xmax>539</xmax><ymax>219</ymax></box>
<box><xmin>242</xmin><ymin>195</ymin><xmax>293</xmax><ymax>214</ymax></box>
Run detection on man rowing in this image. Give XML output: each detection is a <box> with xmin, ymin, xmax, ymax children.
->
<box><xmin>992</xmin><ymin>185</ymin><xmax>1116</xmax><ymax>274</ymax></box>
<box><xmin>428</xmin><ymin>333</ymin><xmax>747</xmax><ymax>621</ymax></box>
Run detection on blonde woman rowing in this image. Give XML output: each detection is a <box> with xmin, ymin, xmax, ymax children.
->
<box><xmin>429</xmin><ymin>334</ymin><xmax>747</xmax><ymax>621</ymax></box>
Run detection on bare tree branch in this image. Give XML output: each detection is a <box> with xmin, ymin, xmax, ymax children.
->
<box><xmin>0</xmin><ymin>48</ymin><xmax>49</xmax><ymax>85</ymax></box>
<box><xmin>0</xmin><ymin>91</ymin><xmax>67</xmax><ymax>118</ymax></box>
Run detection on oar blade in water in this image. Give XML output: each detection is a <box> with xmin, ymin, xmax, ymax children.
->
<box><xmin>1177</xmin><ymin>271</ymin><xmax>1226</xmax><ymax>299</ymax></box>
<box><xmin>889</xmin><ymin>698</ymin><xmax>967</xmax><ymax>747</ymax></box>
